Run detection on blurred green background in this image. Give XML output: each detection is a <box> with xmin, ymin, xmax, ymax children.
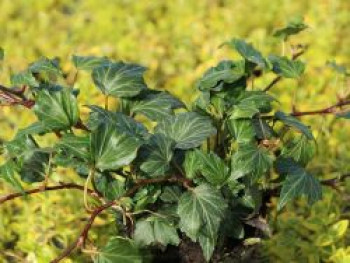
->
<box><xmin>0</xmin><ymin>0</ymin><xmax>349</xmax><ymax>262</ymax></box>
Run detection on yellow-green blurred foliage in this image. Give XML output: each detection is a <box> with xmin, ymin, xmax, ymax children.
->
<box><xmin>0</xmin><ymin>0</ymin><xmax>349</xmax><ymax>262</ymax></box>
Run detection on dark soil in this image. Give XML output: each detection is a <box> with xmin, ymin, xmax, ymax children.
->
<box><xmin>152</xmin><ymin>238</ymin><xmax>263</xmax><ymax>263</ymax></box>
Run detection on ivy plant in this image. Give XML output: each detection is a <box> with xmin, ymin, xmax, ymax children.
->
<box><xmin>0</xmin><ymin>21</ymin><xmax>349</xmax><ymax>262</ymax></box>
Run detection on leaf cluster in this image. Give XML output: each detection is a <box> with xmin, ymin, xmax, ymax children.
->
<box><xmin>1</xmin><ymin>22</ymin><xmax>347</xmax><ymax>262</ymax></box>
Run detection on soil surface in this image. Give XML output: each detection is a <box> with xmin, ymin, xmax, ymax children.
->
<box><xmin>152</xmin><ymin>238</ymin><xmax>262</xmax><ymax>263</ymax></box>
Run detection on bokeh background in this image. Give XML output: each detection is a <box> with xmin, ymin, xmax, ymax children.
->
<box><xmin>0</xmin><ymin>0</ymin><xmax>349</xmax><ymax>262</ymax></box>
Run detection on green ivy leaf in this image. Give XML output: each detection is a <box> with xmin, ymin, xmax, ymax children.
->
<box><xmin>72</xmin><ymin>55</ymin><xmax>110</xmax><ymax>70</ymax></box>
<box><xmin>194</xmin><ymin>150</ymin><xmax>229</xmax><ymax>186</ymax></box>
<box><xmin>198</xmin><ymin>60</ymin><xmax>245</xmax><ymax>91</ymax></box>
<box><xmin>140</xmin><ymin>134</ymin><xmax>175</xmax><ymax>177</ymax></box>
<box><xmin>275</xmin><ymin>111</ymin><xmax>313</xmax><ymax>139</ymax></box>
<box><xmin>133</xmin><ymin>186</ymin><xmax>162</xmax><ymax>211</ymax></box>
<box><xmin>193</xmin><ymin>91</ymin><xmax>210</xmax><ymax>112</ymax></box>
<box><xmin>90</xmin><ymin>122</ymin><xmax>143</xmax><ymax>171</ymax></box>
<box><xmin>183</xmin><ymin>150</ymin><xmax>202</xmax><ymax>179</ymax></box>
<box><xmin>160</xmin><ymin>186</ymin><xmax>182</xmax><ymax>203</ymax></box>
<box><xmin>29</xmin><ymin>57</ymin><xmax>62</xmax><ymax>77</ymax></box>
<box><xmin>0</xmin><ymin>160</ymin><xmax>23</xmax><ymax>191</ymax></box>
<box><xmin>95</xmin><ymin>174</ymin><xmax>125</xmax><ymax>200</ymax></box>
<box><xmin>210</xmin><ymin>95</ymin><xmax>226</xmax><ymax>118</ymax></box>
<box><xmin>198</xmin><ymin>234</ymin><xmax>215</xmax><ymax>262</ymax></box>
<box><xmin>177</xmin><ymin>184</ymin><xmax>227</xmax><ymax>254</ymax></box>
<box><xmin>92</xmin><ymin>62</ymin><xmax>147</xmax><ymax>98</ymax></box>
<box><xmin>133</xmin><ymin>217</ymin><xmax>180</xmax><ymax>247</ymax></box>
<box><xmin>155</xmin><ymin>112</ymin><xmax>216</xmax><ymax>149</ymax></box>
<box><xmin>269</xmin><ymin>55</ymin><xmax>305</xmax><ymax>78</ymax></box>
<box><xmin>281</xmin><ymin>135</ymin><xmax>314</xmax><ymax>165</ymax></box>
<box><xmin>4</xmin><ymin>134</ymin><xmax>37</xmax><ymax>158</ymax></box>
<box><xmin>94</xmin><ymin>237</ymin><xmax>142</xmax><ymax>263</ymax></box>
<box><xmin>130</xmin><ymin>91</ymin><xmax>185</xmax><ymax>121</ymax></box>
<box><xmin>3</xmin><ymin>135</ymin><xmax>49</xmax><ymax>183</ymax></box>
<box><xmin>231</xmin><ymin>143</ymin><xmax>273</xmax><ymax>182</ymax></box>
<box><xmin>230</xmin><ymin>91</ymin><xmax>275</xmax><ymax>119</ymax></box>
<box><xmin>277</xmin><ymin>162</ymin><xmax>322</xmax><ymax>210</ymax></box>
<box><xmin>237</xmin><ymin>91</ymin><xmax>275</xmax><ymax>114</ymax></box>
<box><xmin>273</xmin><ymin>16</ymin><xmax>308</xmax><ymax>41</ymax></box>
<box><xmin>34</xmin><ymin>89</ymin><xmax>79</xmax><ymax>131</ymax></box>
<box><xmin>239</xmin><ymin>185</ymin><xmax>262</xmax><ymax>212</ymax></box>
<box><xmin>230</xmin><ymin>104</ymin><xmax>259</xmax><ymax>119</ymax></box>
<box><xmin>252</xmin><ymin>118</ymin><xmax>275</xmax><ymax>139</ymax></box>
<box><xmin>222</xmin><ymin>210</ymin><xmax>245</xmax><ymax>239</ymax></box>
<box><xmin>275</xmin><ymin>157</ymin><xmax>299</xmax><ymax>174</ymax></box>
<box><xmin>227</xmin><ymin>119</ymin><xmax>255</xmax><ymax>143</ymax></box>
<box><xmin>226</xmin><ymin>39</ymin><xmax>267</xmax><ymax>69</ymax></box>
<box><xmin>10</xmin><ymin>70</ymin><xmax>39</xmax><ymax>87</ymax></box>
<box><xmin>17</xmin><ymin>122</ymin><xmax>51</xmax><ymax>136</ymax></box>
<box><xmin>87</xmin><ymin>105</ymin><xmax>148</xmax><ymax>140</ymax></box>
<box><xmin>20</xmin><ymin>150</ymin><xmax>49</xmax><ymax>183</ymax></box>
<box><xmin>56</xmin><ymin>134</ymin><xmax>90</xmax><ymax>161</ymax></box>
<box><xmin>133</xmin><ymin>219</ymin><xmax>154</xmax><ymax>246</ymax></box>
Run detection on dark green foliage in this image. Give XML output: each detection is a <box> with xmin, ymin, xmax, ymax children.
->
<box><xmin>2</xmin><ymin>21</ymin><xmax>348</xmax><ymax>262</ymax></box>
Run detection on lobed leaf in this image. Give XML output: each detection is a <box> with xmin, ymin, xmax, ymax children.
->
<box><xmin>177</xmin><ymin>184</ymin><xmax>227</xmax><ymax>260</ymax></box>
<box><xmin>34</xmin><ymin>88</ymin><xmax>79</xmax><ymax>131</ymax></box>
<box><xmin>72</xmin><ymin>55</ymin><xmax>110</xmax><ymax>70</ymax></box>
<box><xmin>133</xmin><ymin>217</ymin><xmax>180</xmax><ymax>247</ymax></box>
<box><xmin>94</xmin><ymin>237</ymin><xmax>142</xmax><ymax>263</ymax></box>
<box><xmin>198</xmin><ymin>60</ymin><xmax>245</xmax><ymax>91</ymax></box>
<box><xmin>140</xmin><ymin>134</ymin><xmax>175</xmax><ymax>177</ymax></box>
<box><xmin>56</xmin><ymin>134</ymin><xmax>90</xmax><ymax>161</ymax></box>
<box><xmin>231</xmin><ymin>143</ymin><xmax>273</xmax><ymax>182</ymax></box>
<box><xmin>90</xmin><ymin>122</ymin><xmax>143</xmax><ymax>171</ymax></box>
<box><xmin>87</xmin><ymin>105</ymin><xmax>148</xmax><ymax>140</ymax></box>
<box><xmin>273</xmin><ymin>16</ymin><xmax>308</xmax><ymax>40</ymax></box>
<box><xmin>183</xmin><ymin>150</ymin><xmax>202</xmax><ymax>179</ymax></box>
<box><xmin>0</xmin><ymin>160</ymin><xmax>23</xmax><ymax>191</ymax></box>
<box><xmin>10</xmin><ymin>70</ymin><xmax>39</xmax><ymax>87</ymax></box>
<box><xmin>225</xmin><ymin>39</ymin><xmax>267</xmax><ymax>69</ymax></box>
<box><xmin>277</xmin><ymin>160</ymin><xmax>322</xmax><ymax>210</ymax></box>
<box><xmin>155</xmin><ymin>112</ymin><xmax>216</xmax><ymax>149</ymax></box>
<box><xmin>236</xmin><ymin>91</ymin><xmax>275</xmax><ymax>114</ymax></box>
<box><xmin>17</xmin><ymin>122</ymin><xmax>51</xmax><ymax>136</ymax></box>
<box><xmin>227</xmin><ymin>119</ymin><xmax>255</xmax><ymax>143</ymax></box>
<box><xmin>275</xmin><ymin>111</ymin><xmax>313</xmax><ymax>139</ymax></box>
<box><xmin>94</xmin><ymin>174</ymin><xmax>126</xmax><ymax>200</ymax></box>
<box><xmin>160</xmin><ymin>186</ymin><xmax>182</xmax><ymax>203</ymax></box>
<box><xmin>281</xmin><ymin>135</ymin><xmax>314</xmax><ymax>165</ymax></box>
<box><xmin>29</xmin><ymin>57</ymin><xmax>62</xmax><ymax>77</ymax></box>
<box><xmin>130</xmin><ymin>91</ymin><xmax>185</xmax><ymax>121</ymax></box>
<box><xmin>269</xmin><ymin>55</ymin><xmax>305</xmax><ymax>79</ymax></box>
<box><xmin>92</xmin><ymin>62</ymin><xmax>147</xmax><ymax>98</ymax></box>
<box><xmin>194</xmin><ymin>150</ymin><xmax>230</xmax><ymax>186</ymax></box>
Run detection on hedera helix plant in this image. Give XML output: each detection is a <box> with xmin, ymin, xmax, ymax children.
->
<box><xmin>0</xmin><ymin>19</ymin><xmax>349</xmax><ymax>262</ymax></box>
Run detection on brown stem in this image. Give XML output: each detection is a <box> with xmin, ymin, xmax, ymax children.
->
<box><xmin>321</xmin><ymin>173</ymin><xmax>350</xmax><ymax>188</ymax></box>
<box><xmin>0</xmin><ymin>183</ymin><xmax>99</xmax><ymax>205</ymax></box>
<box><xmin>74</xmin><ymin>119</ymin><xmax>90</xmax><ymax>132</ymax></box>
<box><xmin>51</xmin><ymin>176</ymin><xmax>192</xmax><ymax>262</ymax></box>
<box><xmin>50</xmin><ymin>200</ymin><xmax>116</xmax><ymax>263</ymax></box>
<box><xmin>291</xmin><ymin>100</ymin><xmax>350</xmax><ymax>117</ymax></box>
<box><xmin>263</xmin><ymin>49</ymin><xmax>306</xmax><ymax>92</ymax></box>
<box><xmin>0</xmin><ymin>84</ymin><xmax>27</xmax><ymax>99</ymax></box>
<box><xmin>0</xmin><ymin>84</ymin><xmax>35</xmax><ymax>108</ymax></box>
<box><xmin>260</xmin><ymin>99</ymin><xmax>350</xmax><ymax>120</ymax></box>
